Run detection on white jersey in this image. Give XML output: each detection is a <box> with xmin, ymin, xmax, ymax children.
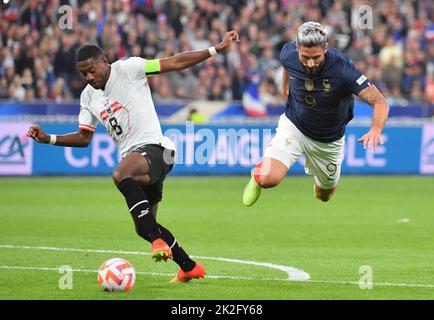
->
<box><xmin>78</xmin><ymin>57</ymin><xmax>175</xmax><ymax>158</ymax></box>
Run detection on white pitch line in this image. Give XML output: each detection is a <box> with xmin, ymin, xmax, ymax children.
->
<box><xmin>1</xmin><ymin>265</ymin><xmax>434</xmax><ymax>289</ymax></box>
<box><xmin>309</xmin><ymin>279</ymin><xmax>434</xmax><ymax>288</ymax></box>
<box><xmin>0</xmin><ymin>244</ymin><xmax>310</xmax><ymax>281</ymax></box>
<box><xmin>2</xmin><ymin>244</ymin><xmax>434</xmax><ymax>289</ymax></box>
<box><xmin>0</xmin><ymin>265</ymin><xmax>286</xmax><ymax>282</ymax></box>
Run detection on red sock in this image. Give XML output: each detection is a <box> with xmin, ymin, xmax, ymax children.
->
<box><xmin>253</xmin><ymin>160</ymin><xmax>263</xmax><ymax>185</ymax></box>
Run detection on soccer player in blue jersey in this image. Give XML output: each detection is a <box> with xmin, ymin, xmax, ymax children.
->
<box><xmin>243</xmin><ymin>22</ymin><xmax>389</xmax><ymax>205</ymax></box>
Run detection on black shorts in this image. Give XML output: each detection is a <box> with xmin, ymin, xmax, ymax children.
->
<box><xmin>132</xmin><ymin>144</ymin><xmax>175</xmax><ymax>206</ymax></box>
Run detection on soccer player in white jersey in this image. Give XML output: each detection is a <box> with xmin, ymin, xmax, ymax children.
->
<box><xmin>27</xmin><ymin>30</ymin><xmax>240</xmax><ymax>284</ymax></box>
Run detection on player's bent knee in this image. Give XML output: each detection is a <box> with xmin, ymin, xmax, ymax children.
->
<box><xmin>315</xmin><ymin>192</ymin><xmax>331</xmax><ymax>202</ymax></box>
<box><xmin>319</xmin><ymin>194</ymin><xmax>332</xmax><ymax>202</ymax></box>
<box><xmin>112</xmin><ymin>168</ymin><xmax>133</xmax><ymax>186</ymax></box>
<box><xmin>257</xmin><ymin>174</ymin><xmax>282</xmax><ymax>188</ymax></box>
<box><xmin>315</xmin><ymin>186</ymin><xmax>336</xmax><ymax>202</ymax></box>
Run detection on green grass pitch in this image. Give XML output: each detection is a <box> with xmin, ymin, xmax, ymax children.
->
<box><xmin>0</xmin><ymin>176</ymin><xmax>433</xmax><ymax>300</ymax></box>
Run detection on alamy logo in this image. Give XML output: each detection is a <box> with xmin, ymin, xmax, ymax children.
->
<box><xmin>58</xmin><ymin>265</ymin><xmax>73</xmax><ymax>290</ymax></box>
<box><xmin>358</xmin><ymin>265</ymin><xmax>373</xmax><ymax>289</ymax></box>
<box><xmin>58</xmin><ymin>5</ymin><xmax>73</xmax><ymax>30</ymax></box>
<box><xmin>352</xmin><ymin>5</ymin><xmax>373</xmax><ymax>30</ymax></box>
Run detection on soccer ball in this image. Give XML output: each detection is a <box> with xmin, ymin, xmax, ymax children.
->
<box><xmin>97</xmin><ymin>258</ymin><xmax>136</xmax><ymax>292</ymax></box>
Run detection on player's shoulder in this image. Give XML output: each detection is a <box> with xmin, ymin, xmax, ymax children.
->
<box><xmin>109</xmin><ymin>59</ymin><xmax>123</xmax><ymax>72</ymax></box>
<box><xmin>80</xmin><ymin>84</ymin><xmax>94</xmax><ymax>104</ymax></box>
<box><xmin>326</xmin><ymin>46</ymin><xmax>354</xmax><ymax>67</ymax></box>
<box><xmin>280</xmin><ymin>41</ymin><xmax>298</xmax><ymax>60</ymax></box>
<box><xmin>112</xmin><ymin>57</ymin><xmax>148</xmax><ymax>79</ymax></box>
<box><xmin>282</xmin><ymin>40</ymin><xmax>297</xmax><ymax>52</ymax></box>
<box><xmin>323</xmin><ymin>46</ymin><xmax>356</xmax><ymax>76</ymax></box>
<box><xmin>324</xmin><ymin>46</ymin><xmax>364</xmax><ymax>85</ymax></box>
<box><xmin>280</xmin><ymin>41</ymin><xmax>300</xmax><ymax>71</ymax></box>
<box><xmin>115</xmin><ymin>57</ymin><xmax>146</xmax><ymax>69</ymax></box>
<box><xmin>80</xmin><ymin>83</ymin><xmax>103</xmax><ymax>109</ymax></box>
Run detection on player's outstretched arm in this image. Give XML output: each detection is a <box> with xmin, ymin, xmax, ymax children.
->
<box><xmin>26</xmin><ymin>125</ymin><xmax>93</xmax><ymax>147</ymax></box>
<box><xmin>281</xmin><ymin>67</ymin><xmax>289</xmax><ymax>99</ymax></box>
<box><xmin>356</xmin><ymin>85</ymin><xmax>389</xmax><ymax>150</ymax></box>
<box><xmin>159</xmin><ymin>31</ymin><xmax>240</xmax><ymax>73</ymax></box>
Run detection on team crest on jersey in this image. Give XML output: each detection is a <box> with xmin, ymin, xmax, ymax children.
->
<box><xmin>322</xmin><ymin>79</ymin><xmax>331</xmax><ymax>92</ymax></box>
<box><xmin>304</xmin><ymin>79</ymin><xmax>314</xmax><ymax>91</ymax></box>
<box><xmin>104</xmin><ymin>99</ymin><xmax>112</xmax><ymax>114</ymax></box>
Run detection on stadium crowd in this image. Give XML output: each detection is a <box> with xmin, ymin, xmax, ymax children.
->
<box><xmin>0</xmin><ymin>0</ymin><xmax>433</xmax><ymax>107</ymax></box>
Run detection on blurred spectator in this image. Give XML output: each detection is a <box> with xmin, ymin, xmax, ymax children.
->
<box><xmin>21</xmin><ymin>68</ymin><xmax>33</xmax><ymax>88</ymax></box>
<box><xmin>53</xmin><ymin>33</ymin><xmax>79</xmax><ymax>97</ymax></box>
<box><xmin>152</xmin><ymin>75</ymin><xmax>174</xmax><ymax>101</ymax></box>
<box><xmin>10</xmin><ymin>75</ymin><xmax>25</xmax><ymax>101</ymax></box>
<box><xmin>0</xmin><ymin>0</ymin><xmax>432</xmax><ymax>109</ymax></box>
<box><xmin>49</xmin><ymin>78</ymin><xmax>68</xmax><ymax>103</ymax></box>
<box><xmin>188</xmin><ymin>108</ymin><xmax>208</xmax><ymax>123</ymax></box>
<box><xmin>402</xmin><ymin>63</ymin><xmax>426</xmax><ymax>95</ymax></box>
<box><xmin>231</xmin><ymin>68</ymin><xmax>246</xmax><ymax>101</ymax></box>
<box><xmin>409</xmin><ymin>83</ymin><xmax>428</xmax><ymax>105</ymax></box>
<box><xmin>168</xmin><ymin>68</ymin><xmax>198</xmax><ymax>99</ymax></box>
<box><xmin>382</xmin><ymin>56</ymin><xmax>403</xmax><ymax>88</ymax></box>
<box><xmin>379</xmin><ymin>37</ymin><xmax>404</xmax><ymax>69</ymax></box>
<box><xmin>0</xmin><ymin>77</ymin><xmax>8</xmax><ymax>99</ymax></box>
<box><xmin>208</xmin><ymin>79</ymin><xmax>225</xmax><ymax>100</ymax></box>
<box><xmin>35</xmin><ymin>79</ymin><xmax>49</xmax><ymax>100</ymax></box>
<box><xmin>24</xmin><ymin>87</ymin><xmax>35</xmax><ymax>101</ymax></box>
<box><xmin>161</xmin><ymin>0</ymin><xmax>184</xmax><ymax>36</ymax></box>
<box><xmin>387</xmin><ymin>85</ymin><xmax>409</xmax><ymax>106</ymax></box>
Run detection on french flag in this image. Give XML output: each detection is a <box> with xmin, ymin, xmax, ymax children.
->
<box><xmin>242</xmin><ymin>73</ymin><xmax>267</xmax><ymax>117</ymax></box>
<box><xmin>426</xmin><ymin>24</ymin><xmax>434</xmax><ymax>41</ymax></box>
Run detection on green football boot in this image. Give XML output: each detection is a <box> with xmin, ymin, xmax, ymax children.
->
<box><xmin>242</xmin><ymin>175</ymin><xmax>262</xmax><ymax>206</ymax></box>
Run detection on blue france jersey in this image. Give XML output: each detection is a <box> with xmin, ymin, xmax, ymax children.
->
<box><xmin>280</xmin><ymin>41</ymin><xmax>370</xmax><ymax>142</ymax></box>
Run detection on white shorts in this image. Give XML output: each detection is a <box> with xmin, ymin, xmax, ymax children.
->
<box><xmin>264</xmin><ymin>114</ymin><xmax>345</xmax><ymax>189</ymax></box>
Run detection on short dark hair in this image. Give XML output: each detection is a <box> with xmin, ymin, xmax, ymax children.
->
<box><xmin>76</xmin><ymin>44</ymin><xmax>105</xmax><ymax>62</ymax></box>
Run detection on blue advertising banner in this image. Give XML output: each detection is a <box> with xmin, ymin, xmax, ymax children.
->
<box><xmin>32</xmin><ymin>124</ymin><xmax>120</xmax><ymax>175</ymax></box>
<box><xmin>342</xmin><ymin>127</ymin><xmax>421</xmax><ymax>174</ymax></box>
<box><xmin>15</xmin><ymin>122</ymin><xmax>422</xmax><ymax>176</ymax></box>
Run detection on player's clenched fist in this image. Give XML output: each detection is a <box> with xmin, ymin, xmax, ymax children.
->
<box><xmin>26</xmin><ymin>125</ymin><xmax>49</xmax><ymax>144</ymax></box>
<box><xmin>216</xmin><ymin>31</ymin><xmax>240</xmax><ymax>53</ymax></box>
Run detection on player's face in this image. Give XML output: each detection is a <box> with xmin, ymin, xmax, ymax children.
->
<box><xmin>77</xmin><ymin>57</ymin><xmax>110</xmax><ymax>90</ymax></box>
<box><xmin>297</xmin><ymin>45</ymin><xmax>327</xmax><ymax>76</ymax></box>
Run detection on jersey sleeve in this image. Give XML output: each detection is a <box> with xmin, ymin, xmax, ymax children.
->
<box><xmin>78</xmin><ymin>92</ymin><xmax>98</xmax><ymax>133</ymax></box>
<box><xmin>279</xmin><ymin>42</ymin><xmax>292</xmax><ymax>71</ymax></box>
<box><xmin>341</xmin><ymin>59</ymin><xmax>371</xmax><ymax>95</ymax></box>
<box><xmin>123</xmin><ymin>57</ymin><xmax>162</xmax><ymax>79</ymax></box>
